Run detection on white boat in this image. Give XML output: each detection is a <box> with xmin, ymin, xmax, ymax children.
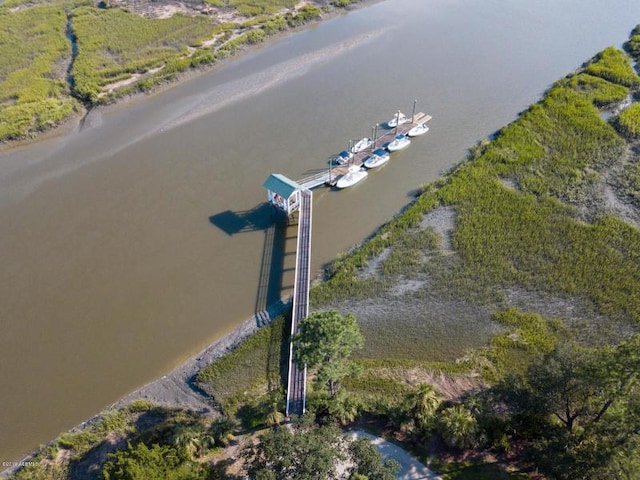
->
<box><xmin>351</xmin><ymin>137</ymin><xmax>373</xmax><ymax>154</ymax></box>
<box><xmin>363</xmin><ymin>148</ymin><xmax>390</xmax><ymax>169</ymax></box>
<box><xmin>387</xmin><ymin>112</ymin><xmax>409</xmax><ymax>128</ymax></box>
<box><xmin>408</xmin><ymin>123</ymin><xmax>429</xmax><ymax>137</ymax></box>
<box><xmin>336</xmin><ymin>165</ymin><xmax>368</xmax><ymax>189</ymax></box>
<box><xmin>388</xmin><ymin>133</ymin><xmax>411</xmax><ymax>152</ymax></box>
<box><xmin>335</xmin><ymin>150</ymin><xmax>353</xmax><ymax>165</ymax></box>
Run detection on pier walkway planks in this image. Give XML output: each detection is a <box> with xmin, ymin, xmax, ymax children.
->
<box><xmin>285</xmin><ymin>188</ymin><xmax>312</xmax><ymax>417</ymax></box>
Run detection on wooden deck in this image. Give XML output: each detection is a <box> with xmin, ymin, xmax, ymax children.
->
<box><xmin>285</xmin><ymin>188</ymin><xmax>312</xmax><ymax>417</ymax></box>
<box><xmin>297</xmin><ymin>112</ymin><xmax>431</xmax><ymax>189</ymax></box>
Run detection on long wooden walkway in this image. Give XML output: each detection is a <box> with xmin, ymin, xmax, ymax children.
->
<box><xmin>297</xmin><ymin>112</ymin><xmax>432</xmax><ymax>189</ymax></box>
<box><xmin>285</xmin><ymin>188</ymin><xmax>312</xmax><ymax>417</ymax></box>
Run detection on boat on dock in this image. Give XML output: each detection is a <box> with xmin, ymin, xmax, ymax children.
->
<box><xmin>363</xmin><ymin>148</ymin><xmax>390</xmax><ymax>169</ymax></box>
<box><xmin>388</xmin><ymin>133</ymin><xmax>411</xmax><ymax>152</ymax></box>
<box><xmin>351</xmin><ymin>137</ymin><xmax>373</xmax><ymax>153</ymax></box>
<box><xmin>387</xmin><ymin>111</ymin><xmax>409</xmax><ymax>128</ymax></box>
<box><xmin>336</xmin><ymin>165</ymin><xmax>368</xmax><ymax>189</ymax></box>
<box><xmin>335</xmin><ymin>150</ymin><xmax>353</xmax><ymax>165</ymax></box>
<box><xmin>408</xmin><ymin>123</ymin><xmax>429</xmax><ymax>137</ymax></box>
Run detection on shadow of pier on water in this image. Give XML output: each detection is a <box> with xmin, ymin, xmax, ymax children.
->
<box><xmin>209</xmin><ymin>202</ymin><xmax>294</xmax><ymax>328</ymax></box>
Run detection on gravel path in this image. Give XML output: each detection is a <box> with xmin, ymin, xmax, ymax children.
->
<box><xmin>347</xmin><ymin>430</ymin><xmax>442</xmax><ymax>480</ymax></box>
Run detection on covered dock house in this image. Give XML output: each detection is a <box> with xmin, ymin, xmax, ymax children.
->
<box><xmin>263</xmin><ymin>174</ymin><xmax>303</xmax><ymax>216</ymax></box>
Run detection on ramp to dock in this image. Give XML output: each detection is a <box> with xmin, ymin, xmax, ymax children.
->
<box><xmin>285</xmin><ymin>188</ymin><xmax>312</xmax><ymax>417</ymax></box>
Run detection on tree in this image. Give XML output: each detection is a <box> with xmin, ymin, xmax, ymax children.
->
<box><xmin>348</xmin><ymin>438</ymin><xmax>400</xmax><ymax>480</ymax></box>
<box><xmin>499</xmin><ymin>336</ymin><xmax>640</xmax><ymax>479</ymax></box>
<box><xmin>265</xmin><ymin>402</ymin><xmax>285</xmax><ymax>427</ymax></box>
<box><xmin>293</xmin><ymin>310</ymin><xmax>364</xmax><ymax>396</ymax></box>
<box><xmin>438</xmin><ymin>404</ymin><xmax>478</xmax><ymax>449</ymax></box>
<box><xmin>207</xmin><ymin>416</ymin><xmax>236</xmax><ymax>447</ymax></box>
<box><xmin>404</xmin><ymin>383</ymin><xmax>441</xmax><ymax>431</ymax></box>
<box><xmin>243</xmin><ymin>424</ymin><xmax>344</xmax><ymax>480</ymax></box>
<box><xmin>102</xmin><ymin>442</ymin><xmax>209</xmax><ymax>480</ymax></box>
<box><xmin>170</xmin><ymin>425</ymin><xmax>203</xmax><ymax>460</ymax></box>
<box><xmin>328</xmin><ymin>390</ymin><xmax>362</xmax><ymax>425</ymax></box>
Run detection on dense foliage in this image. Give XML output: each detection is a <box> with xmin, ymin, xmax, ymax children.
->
<box><xmin>102</xmin><ymin>442</ymin><xmax>211</xmax><ymax>480</ymax></box>
<box><xmin>242</xmin><ymin>421</ymin><xmax>399</xmax><ymax>480</ymax></box>
<box><xmin>497</xmin><ymin>335</ymin><xmax>640</xmax><ymax>479</ymax></box>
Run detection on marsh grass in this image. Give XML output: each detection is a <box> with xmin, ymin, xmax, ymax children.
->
<box><xmin>70</xmin><ymin>7</ymin><xmax>219</xmax><ymax>102</ymax></box>
<box><xmin>0</xmin><ymin>3</ymin><xmax>78</xmax><ymax>139</ymax></box>
<box><xmin>624</xmin><ymin>24</ymin><xmax>640</xmax><ymax>61</ymax></box>
<box><xmin>1</xmin><ymin>0</ymin><xmax>323</xmax><ymax>138</ymax></box>
<box><xmin>196</xmin><ymin>316</ymin><xmax>288</xmax><ymax>414</ymax></box>
<box><xmin>616</xmin><ymin>102</ymin><xmax>640</xmax><ymax>138</ymax></box>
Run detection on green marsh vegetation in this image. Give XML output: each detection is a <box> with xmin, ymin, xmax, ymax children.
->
<box><xmin>0</xmin><ymin>0</ymin><xmax>324</xmax><ymax>141</ymax></box>
<box><xmin>0</xmin><ymin>3</ymin><xmax>79</xmax><ymax>140</ymax></box>
<box><xmin>206</xmin><ymin>0</ymin><xmax>298</xmax><ymax>16</ymax></box>
<box><xmin>196</xmin><ymin>316</ymin><xmax>288</xmax><ymax>420</ymax></box>
<box><xmin>70</xmin><ymin>7</ymin><xmax>220</xmax><ymax>103</ymax></box>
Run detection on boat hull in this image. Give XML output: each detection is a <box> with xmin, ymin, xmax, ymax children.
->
<box><xmin>336</xmin><ymin>170</ymin><xmax>368</xmax><ymax>189</ymax></box>
<box><xmin>408</xmin><ymin>124</ymin><xmax>429</xmax><ymax>137</ymax></box>
<box><xmin>363</xmin><ymin>154</ymin><xmax>390</xmax><ymax>169</ymax></box>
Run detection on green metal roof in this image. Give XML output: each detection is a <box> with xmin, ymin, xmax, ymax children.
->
<box><xmin>263</xmin><ymin>174</ymin><xmax>301</xmax><ymax>198</ymax></box>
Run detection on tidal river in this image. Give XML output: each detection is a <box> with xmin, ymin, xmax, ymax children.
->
<box><xmin>2</xmin><ymin>0</ymin><xmax>640</xmax><ymax>462</ymax></box>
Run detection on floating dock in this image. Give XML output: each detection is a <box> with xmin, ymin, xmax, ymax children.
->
<box><xmin>297</xmin><ymin>112</ymin><xmax>431</xmax><ymax>189</ymax></box>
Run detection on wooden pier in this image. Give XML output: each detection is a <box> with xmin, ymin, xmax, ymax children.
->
<box><xmin>266</xmin><ymin>105</ymin><xmax>432</xmax><ymax>418</ymax></box>
<box><xmin>297</xmin><ymin>112</ymin><xmax>431</xmax><ymax>189</ymax></box>
<box><xmin>285</xmin><ymin>188</ymin><xmax>312</xmax><ymax>417</ymax></box>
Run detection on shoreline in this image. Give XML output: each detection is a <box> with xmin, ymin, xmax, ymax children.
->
<box><xmin>0</xmin><ymin>298</ymin><xmax>291</xmax><ymax>478</ymax></box>
<box><xmin>0</xmin><ymin>1</ymin><xmax>372</xmax><ymax>153</ymax></box>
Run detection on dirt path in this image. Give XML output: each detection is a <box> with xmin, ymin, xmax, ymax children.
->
<box><xmin>347</xmin><ymin>430</ymin><xmax>442</xmax><ymax>480</ymax></box>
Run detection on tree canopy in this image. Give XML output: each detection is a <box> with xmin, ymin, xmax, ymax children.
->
<box><xmin>499</xmin><ymin>335</ymin><xmax>640</xmax><ymax>479</ymax></box>
<box><xmin>294</xmin><ymin>310</ymin><xmax>364</xmax><ymax>396</ymax></box>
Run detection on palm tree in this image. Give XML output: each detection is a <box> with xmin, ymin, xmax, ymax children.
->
<box><xmin>170</xmin><ymin>425</ymin><xmax>203</xmax><ymax>460</ymax></box>
<box><xmin>405</xmin><ymin>383</ymin><xmax>441</xmax><ymax>430</ymax></box>
<box><xmin>266</xmin><ymin>402</ymin><xmax>285</xmax><ymax>427</ymax></box>
<box><xmin>438</xmin><ymin>404</ymin><xmax>478</xmax><ymax>449</ymax></box>
<box><xmin>329</xmin><ymin>392</ymin><xmax>361</xmax><ymax>425</ymax></box>
<box><xmin>208</xmin><ymin>416</ymin><xmax>236</xmax><ymax>447</ymax></box>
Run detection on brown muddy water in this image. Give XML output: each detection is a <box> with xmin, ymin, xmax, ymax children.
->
<box><xmin>2</xmin><ymin>0</ymin><xmax>640</xmax><ymax>462</ymax></box>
